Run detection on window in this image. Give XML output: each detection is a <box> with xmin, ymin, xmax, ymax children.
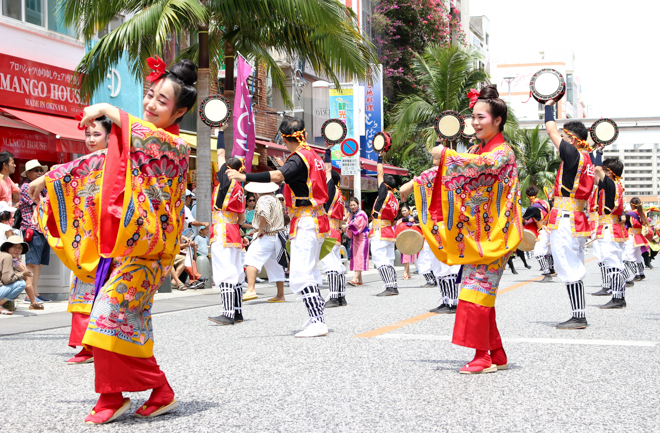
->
<box><xmin>2</xmin><ymin>0</ymin><xmax>21</xmax><ymax>20</ymax></box>
<box><xmin>98</xmin><ymin>15</ymin><xmax>124</xmax><ymax>38</ymax></box>
<box><xmin>24</xmin><ymin>0</ymin><xmax>42</xmax><ymax>26</ymax></box>
<box><xmin>47</xmin><ymin>0</ymin><xmax>75</xmax><ymax>37</ymax></box>
<box><xmin>3</xmin><ymin>0</ymin><xmax>76</xmax><ymax>37</ymax></box>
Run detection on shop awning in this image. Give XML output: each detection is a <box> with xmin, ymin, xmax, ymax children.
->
<box><xmin>179</xmin><ymin>132</ymin><xmax>218</xmax><ymax>162</ymax></box>
<box><xmin>0</xmin><ymin>108</ymin><xmax>86</xmax><ymax>154</ymax></box>
<box><xmin>260</xmin><ymin>140</ymin><xmax>408</xmax><ymax>176</ymax></box>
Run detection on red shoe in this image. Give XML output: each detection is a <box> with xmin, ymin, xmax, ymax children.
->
<box><xmin>67</xmin><ymin>347</ymin><xmax>94</xmax><ymax>364</ymax></box>
<box><xmin>84</xmin><ymin>398</ymin><xmax>131</xmax><ymax>424</ymax></box>
<box><xmin>134</xmin><ymin>398</ymin><xmax>179</xmax><ymax>418</ymax></box>
<box><xmin>490</xmin><ymin>347</ymin><xmax>508</xmax><ymax>370</ymax></box>
<box><xmin>459</xmin><ymin>350</ymin><xmax>497</xmax><ymax>374</ymax></box>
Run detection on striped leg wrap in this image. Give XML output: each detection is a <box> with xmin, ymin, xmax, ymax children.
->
<box><xmin>220</xmin><ymin>283</ymin><xmax>235</xmax><ymax>319</ymax></box>
<box><xmin>233</xmin><ymin>285</ymin><xmax>243</xmax><ymax>314</ymax></box>
<box><xmin>378</xmin><ymin>265</ymin><xmax>398</xmax><ymax>289</ymax></box>
<box><xmin>637</xmin><ymin>261</ymin><xmax>645</xmax><ymax>278</ymax></box>
<box><xmin>443</xmin><ymin>274</ymin><xmax>459</xmax><ymax>306</ymax></box>
<box><xmin>598</xmin><ymin>262</ymin><xmax>609</xmax><ymax>288</ymax></box>
<box><xmin>338</xmin><ymin>272</ymin><xmax>346</xmax><ymax>297</ymax></box>
<box><xmin>547</xmin><ymin>254</ymin><xmax>554</xmax><ymax>270</ymax></box>
<box><xmin>300</xmin><ymin>285</ymin><xmax>325</xmax><ymax>324</ymax></box>
<box><xmin>423</xmin><ymin>271</ymin><xmax>436</xmax><ymax>285</ymax></box>
<box><xmin>607</xmin><ymin>267</ymin><xmax>625</xmax><ymax>299</ymax></box>
<box><xmin>623</xmin><ymin>261</ymin><xmax>636</xmax><ymax>282</ymax></box>
<box><xmin>566</xmin><ymin>281</ymin><xmax>586</xmax><ymax>319</ymax></box>
<box><xmin>326</xmin><ymin>271</ymin><xmax>342</xmax><ymax>299</ymax></box>
<box><xmin>536</xmin><ymin>255</ymin><xmax>549</xmax><ymax>275</ymax></box>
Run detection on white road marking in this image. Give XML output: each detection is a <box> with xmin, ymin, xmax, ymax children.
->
<box><xmin>376</xmin><ymin>333</ymin><xmax>660</xmax><ymax>347</ymax></box>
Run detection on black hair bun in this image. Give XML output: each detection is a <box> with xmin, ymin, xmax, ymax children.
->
<box><xmin>479</xmin><ymin>85</ymin><xmax>500</xmax><ymax>100</ymax></box>
<box><xmin>170</xmin><ymin>59</ymin><xmax>197</xmax><ymax>86</ymax></box>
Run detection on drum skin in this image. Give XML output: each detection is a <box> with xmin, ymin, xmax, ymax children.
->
<box><xmin>395</xmin><ymin>222</ymin><xmax>424</xmax><ymax>255</ymax></box>
<box><xmin>518</xmin><ymin>229</ymin><xmax>538</xmax><ymax>252</ymax></box>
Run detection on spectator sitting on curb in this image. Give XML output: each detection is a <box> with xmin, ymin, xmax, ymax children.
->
<box><xmin>194</xmin><ymin>226</ymin><xmax>210</xmax><ymax>258</ymax></box>
<box><xmin>171</xmin><ymin>235</ymin><xmax>194</xmax><ymax>291</ymax></box>
<box><xmin>0</xmin><ymin>202</ymin><xmax>16</xmax><ymax>243</ymax></box>
<box><xmin>0</xmin><ymin>236</ymin><xmax>40</xmax><ymax>314</ymax></box>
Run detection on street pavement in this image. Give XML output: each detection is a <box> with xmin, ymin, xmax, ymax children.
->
<box><xmin>1</xmin><ymin>249</ymin><xmax>659</xmax><ymax>432</ymax></box>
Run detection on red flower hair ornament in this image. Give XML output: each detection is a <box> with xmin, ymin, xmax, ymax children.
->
<box><xmin>146</xmin><ymin>55</ymin><xmax>167</xmax><ymax>83</ymax></box>
<box><xmin>467</xmin><ymin>88</ymin><xmax>480</xmax><ymax>109</ymax></box>
<box><xmin>75</xmin><ymin>112</ymin><xmax>85</xmax><ymax>130</ymax></box>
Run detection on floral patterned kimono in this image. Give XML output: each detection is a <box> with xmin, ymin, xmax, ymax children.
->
<box><xmin>347</xmin><ymin>210</ymin><xmax>369</xmax><ymax>271</ymax></box>
<box><xmin>39</xmin><ymin>110</ymin><xmax>189</xmax><ymax>391</ymax></box>
<box><xmin>416</xmin><ymin>133</ymin><xmax>522</xmax><ymax>350</ymax></box>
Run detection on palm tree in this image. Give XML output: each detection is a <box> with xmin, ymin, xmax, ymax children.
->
<box><xmin>388</xmin><ymin>44</ymin><xmax>519</xmax><ymax>158</ymax></box>
<box><xmin>59</xmin><ymin>0</ymin><xmax>378</xmax><ymax>223</ymax></box>
<box><xmin>515</xmin><ymin>125</ymin><xmax>561</xmax><ymax>207</ymax></box>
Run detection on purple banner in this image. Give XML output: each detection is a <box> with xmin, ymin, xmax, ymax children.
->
<box><xmin>232</xmin><ymin>55</ymin><xmax>255</xmax><ymax>172</ymax></box>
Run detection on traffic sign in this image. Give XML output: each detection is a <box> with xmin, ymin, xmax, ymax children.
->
<box><xmin>340</xmin><ymin>138</ymin><xmax>359</xmax><ymax>157</ymax></box>
<box><xmin>341</xmin><ymin>157</ymin><xmax>360</xmax><ymax>175</ymax></box>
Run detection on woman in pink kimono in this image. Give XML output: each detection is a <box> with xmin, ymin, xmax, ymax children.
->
<box><xmin>346</xmin><ymin>198</ymin><xmax>369</xmax><ymax>285</ymax></box>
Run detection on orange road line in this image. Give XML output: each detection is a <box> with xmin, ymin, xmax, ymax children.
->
<box><xmin>354</xmin><ymin>259</ymin><xmax>596</xmax><ymax>339</ymax></box>
<box><xmin>354</xmin><ymin>312</ymin><xmax>438</xmax><ymax>338</ymax></box>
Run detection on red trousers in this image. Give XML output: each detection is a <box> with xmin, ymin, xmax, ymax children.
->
<box><xmin>452</xmin><ymin>300</ymin><xmax>503</xmax><ymax>350</ymax></box>
<box><xmin>93</xmin><ymin>347</ymin><xmax>168</xmax><ymax>394</ymax></box>
<box><xmin>68</xmin><ymin>312</ymin><xmax>90</xmax><ymax>348</ymax></box>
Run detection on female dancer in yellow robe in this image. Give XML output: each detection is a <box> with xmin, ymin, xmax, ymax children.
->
<box><xmin>31</xmin><ymin>57</ymin><xmax>196</xmax><ymax>424</ymax></box>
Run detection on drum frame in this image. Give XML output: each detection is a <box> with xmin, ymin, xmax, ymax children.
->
<box><xmin>529</xmin><ymin>68</ymin><xmax>566</xmax><ymax>103</ymax></box>
<box><xmin>372</xmin><ymin>131</ymin><xmax>392</xmax><ymax>153</ymax></box>
<box><xmin>434</xmin><ymin>110</ymin><xmax>465</xmax><ymax>140</ymax></box>
<box><xmin>459</xmin><ymin>114</ymin><xmax>476</xmax><ymax>139</ymax></box>
<box><xmin>321</xmin><ymin>118</ymin><xmax>347</xmax><ymax>145</ymax></box>
<box><xmin>589</xmin><ymin>118</ymin><xmax>619</xmax><ymax>146</ymax></box>
<box><xmin>198</xmin><ymin>95</ymin><xmax>232</xmax><ymax>127</ymax></box>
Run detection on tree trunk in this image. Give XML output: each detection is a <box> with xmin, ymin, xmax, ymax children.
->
<box><xmin>223</xmin><ymin>39</ymin><xmax>236</xmax><ymax>158</ymax></box>
<box><xmin>195</xmin><ymin>25</ymin><xmax>212</xmax><ymax>225</ymax></box>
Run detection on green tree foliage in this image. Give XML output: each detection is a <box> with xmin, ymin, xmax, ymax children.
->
<box><xmin>514</xmin><ymin>125</ymin><xmax>561</xmax><ymax>207</ymax></box>
<box><xmin>58</xmin><ymin>0</ymin><xmax>378</xmax><ymax>223</ymax></box>
<box><xmin>372</xmin><ymin>0</ymin><xmax>465</xmax><ymax>105</ymax></box>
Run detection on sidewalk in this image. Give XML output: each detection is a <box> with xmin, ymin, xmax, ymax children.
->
<box><xmin>0</xmin><ymin>268</ymin><xmax>387</xmax><ymax>336</ymax></box>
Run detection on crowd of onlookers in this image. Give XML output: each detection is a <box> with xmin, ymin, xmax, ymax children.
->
<box><xmin>0</xmin><ymin>151</ymin><xmax>53</xmax><ymax>314</ymax></box>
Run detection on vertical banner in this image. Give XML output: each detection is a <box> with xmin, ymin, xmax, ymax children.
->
<box><xmin>360</xmin><ymin>65</ymin><xmax>383</xmax><ymax>161</ymax></box>
<box><xmin>329</xmin><ymin>86</ymin><xmax>355</xmax><ymax>171</ymax></box>
<box><xmin>329</xmin><ymin>87</ymin><xmax>354</xmax><ymax>138</ymax></box>
<box><xmin>232</xmin><ymin>55</ymin><xmax>256</xmax><ymax>172</ymax></box>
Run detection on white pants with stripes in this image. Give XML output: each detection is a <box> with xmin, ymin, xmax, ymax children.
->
<box><xmin>430</xmin><ymin>256</ymin><xmax>461</xmax><ymax>278</ymax></box>
<box><xmin>289</xmin><ymin>217</ymin><xmax>324</xmax><ymax>294</ymax></box>
<box><xmin>416</xmin><ymin>242</ymin><xmax>432</xmax><ymax>274</ymax></box>
<box><xmin>321</xmin><ymin>244</ymin><xmax>345</xmax><ymax>274</ymax></box>
<box><xmin>623</xmin><ymin>237</ymin><xmax>643</xmax><ymax>264</ymax></box>
<box><xmin>211</xmin><ymin>242</ymin><xmax>243</xmax><ymax>286</ymax></box>
<box><xmin>550</xmin><ymin>216</ymin><xmax>586</xmax><ymax>284</ymax></box>
<box><xmin>533</xmin><ymin>228</ymin><xmax>552</xmax><ymax>257</ymax></box>
<box><xmin>592</xmin><ymin>227</ymin><xmax>624</xmax><ymax>270</ymax></box>
<box><xmin>244</xmin><ymin>234</ymin><xmax>286</xmax><ymax>282</ymax></box>
<box><xmin>371</xmin><ymin>237</ymin><xmax>395</xmax><ymax>268</ymax></box>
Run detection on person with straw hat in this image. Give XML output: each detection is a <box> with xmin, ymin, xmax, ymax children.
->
<box><xmin>0</xmin><ymin>236</ymin><xmax>31</xmax><ymax>315</ymax></box>
<box><xmin>18</xmin><ymin>159</ymin><xmax>51</xmax><ymax>304</ymax></box>
<box><xmin>240</xmin><ymin>182</ymin><xmax>287</xmax><ymax>304</ymax></box>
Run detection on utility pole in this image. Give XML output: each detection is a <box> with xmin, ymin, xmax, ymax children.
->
<box><xmin>503</xmin><ymin>77</ymin><xmax>515</xmax><ymax>103</ymax></box>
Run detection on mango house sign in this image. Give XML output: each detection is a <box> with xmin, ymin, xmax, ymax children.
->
<box><xmin>0</xmin><ymin>54</ymin><xmax>82</xmax><ymax>118</ymax></box>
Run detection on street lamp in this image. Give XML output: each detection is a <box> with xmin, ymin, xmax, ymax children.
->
<box><xmin>503</xmin><ymin>77</ymin><xmax>515</xmax><ymax>103</ymax></box>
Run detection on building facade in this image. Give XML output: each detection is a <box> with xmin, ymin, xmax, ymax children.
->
<box><xmin>493</xmin><ymin>50</ymin><xmax>587</xmax><ymax>121</ymax></box>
